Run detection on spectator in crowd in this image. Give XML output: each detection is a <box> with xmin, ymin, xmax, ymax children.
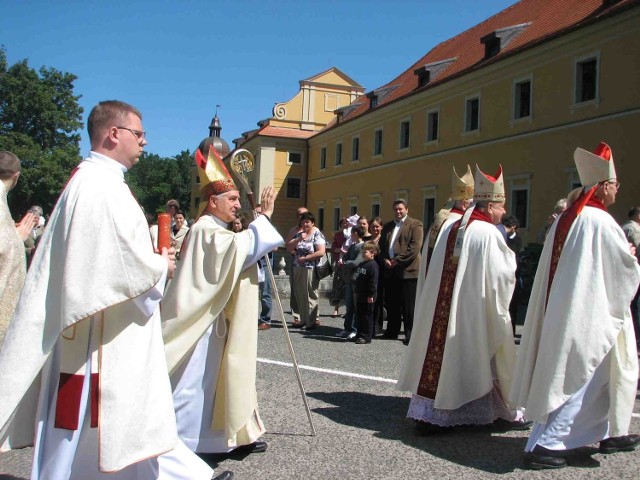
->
<box><xmin>285</xmin><ymin>207</ymin><xmax>308</xmax><ymax>327</ymax></box>
<box><xmin>172</xmin><ymin>209</ymin><xmax>189</xmax><ymax>257</ymax></box>
<box><xmin>502</xmin><ymin>215</ymin><xmax>522</xmax><ymax>254</ymax></box>
<box><xmin>535</xmin><ymin>198</ymin><xmax>568</xmax><ymax>244</ymax></box>
<box><xmin>23</xmin><ymin>205</ymin><xmax>45</xmax><ymax>263</ymax></box>
<box><xmin>622</xmin><ymin>206</ymin><xmax>640</xmax><ymax>346</ymax></box>
<box><xmin>165</xmin><ymin>198</ymin><xmax>180</xmax><ymax>224</ymax></box>
<box><xmin>379</xmin><ymin>199</ymin><xmax>423</xmax><ymax>345</ymax></box>
<box><xmin>257</xmin><ymin>251</ymin><xmax>275</xmax><ymax>330</ymax></box>
<box><xmin>336</xmin><ymin>225</ymin><xmax>366</xmax><ymax>340</ymax></box>
<box><xmin>357</xmin><ymin>216</ymin><xmax>372</xmax><ymax>241</ymax></box>
<box><xmin>286</xmin><ymin>211</ymin><xmax>326</xmax><ymax>330</ymax></box>
<box><xmin>0</xmin><ymin>151</ymin><xmax>37</xmax><ymax>348</ymax></box>
<box><xmin>512</xmin><ymin>143</ymin><xmax>640</xmax><ymax>470</ymax></box>
<box><xmin>229</xmin><ymin>214</ymin><xmax>248</xmax><ymax>233</ymax></box>
<box><xmin>354</xmin><ymin>241</ymin><xmax>380</xmax><ymax>345</ymax></box>
<box><xmin>368</xmin><ymin>217</ymin><xmax>386</xmax><ymax>336</ymax></box>
<box><xmin>398</xmin><ymin>165</ymin><xmax>526</xmax><ymax>433</ymax></box>
<box><xmin>329</xmin><ymin>217</ymin><xmax>349</xmax><ymax>317</ymax></box>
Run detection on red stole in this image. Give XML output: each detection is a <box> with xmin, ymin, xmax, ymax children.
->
<box><xmin>424</xmin><ymin>207</ymin><xmax>466</xmax><ymax>278</ymax></box>
<box><xmin>416</xmin><ymin>208</ymin><xmax>492</xmax><ymax>399</ymax></box>
<box><xmin>546</xmin><ymin>189</ymin><xmax>607</xmax><ymax>305</ymax></box>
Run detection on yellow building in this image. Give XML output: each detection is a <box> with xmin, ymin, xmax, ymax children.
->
<box><xmin>306</xmin><ymin>0</ymin><xmax>640</xmax><ymax>244</ymax></box>
<box><xmin>235</xmin><ymin>67</ymin><xmax>364</xmax><ymax>233</ymax></box>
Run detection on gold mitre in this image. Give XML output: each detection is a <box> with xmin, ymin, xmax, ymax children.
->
<box><xmin>574</xmin><ymin>142</ymin><xmax>616</xmax><ymax>187</ymax></box>
<box><xmin>474</xmin><ymin>164</ymin><xmax>505</xmax><ymax>202</ymax></box>
<box><xmin>451</xmin><ymin>165</ymin><xmax>474</xmax><ymax>200</ymax></box>
<box><xmin>195</xmin><ymin>145</ymin><xmax>237</xmax><ymax>195</ymax></box>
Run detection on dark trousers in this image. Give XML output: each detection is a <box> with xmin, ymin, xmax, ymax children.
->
<box><xmin>383</xmin><ymin>277</ymin><xmax>417</xmax><ymax>340</ymax></box>
<box><xmin>631</xmin><ymin>286</ymin><xmax>640</xmax><ymax>347</ymax></box>
<box><xmin>356</xmin><ymin>301</ymin><xmax>375</xmax><ymax>342</ymax></box>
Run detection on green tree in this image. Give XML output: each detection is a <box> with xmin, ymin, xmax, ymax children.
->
<box><xmin>0</xmin><ymin>47</ymin><xmax>83</xmax><ymax>217</ymax></box>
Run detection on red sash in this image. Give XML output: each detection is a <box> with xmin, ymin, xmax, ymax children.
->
<box><xmin>416</xmin><ymin>208</ymin><xmax>492</xmax><ymax>399</ymax></box>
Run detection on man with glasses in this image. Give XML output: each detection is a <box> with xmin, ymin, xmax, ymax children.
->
<box><xmin>512</xmin><ymin>143</ymin><xmax>640</xmax><ymax>470</ymax></box>
<box><xmin>0</xmin><ymin>100</ymin><xmax>230</xmax><ymax>479</ymax></box>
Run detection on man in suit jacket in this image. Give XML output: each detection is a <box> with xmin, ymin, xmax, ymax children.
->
<box><xmin>379</xmin><ymin>199</ymin><xmax>423</xmax><ymax>344</ymax></box>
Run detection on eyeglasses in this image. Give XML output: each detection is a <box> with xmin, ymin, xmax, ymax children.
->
<box><xmin>116</xmin><ymin>126</ymin><xmax>146</xmax><ymax>141</ymax></box>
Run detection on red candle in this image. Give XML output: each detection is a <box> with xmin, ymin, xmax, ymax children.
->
<box><xmin>157</xmin><ymin>213</ymin><xmax>171</xmax><ymax>252</ymax></box>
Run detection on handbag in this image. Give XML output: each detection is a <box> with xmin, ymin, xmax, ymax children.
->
<box><xmin>314</xmin><ymin>252</ymin><xmax>333</xmax><ymax>280</ymax></box>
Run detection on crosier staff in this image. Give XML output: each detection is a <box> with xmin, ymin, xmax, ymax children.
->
<box><xmin>228</xmin><ymin>148</ymin><xmax>317</xmax><ymax>436</ymax></box>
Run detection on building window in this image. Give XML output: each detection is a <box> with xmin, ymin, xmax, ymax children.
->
<box><xmin>286</xmin><ymin>178</ymin><xmax>301</xmax><ymax>198</ymax></box>
<box><xmin>194</xmin><ymin>197</ymin><xmax>200</xmax><ymax>210</ymax></box>
<box><xmin>352</xmin><ymin>137</ymin><xmax>360</xmax><ymax>162</ymax></box>
<box><xmin>320</xmin><ymin>147</ymin><xmax>327</xmax><ymax>170</ymax></box>
<box><xmin>333</xmin><ymin>207</ymin><xmax>341</xmax><ymax>231</ymax></box>
<box><xmin>423</xmin><ymin>197</ymin><xmax>435</xmax><ymax>230</ymax></box>
<box><xmin>317</xmin><ymin>207</ymin><xmax>325</xmax><ymax>231</ymax></box>
<box><xmin>465</xmin><ymin>97</ymin><xmax>480</xmax><ymax>132</ymax></box>
<box><xmin>335</xmin><ymin>143</ymin><xmax>343</xmax><ymax>166</ymax></box>
<box><xmin>373</xmin><ymin>129</ymin><xmax>383</xmax><ymax>156</ymax></box>
<box><xmin>369</xmin><ymin>95</ymin><xmax>378</xmax><ymax>109</ymax></box>
<box><xmin>575</xmin><ymin>56</ymin><xmax>598</xmax><ymax>104</ymax></box>
<box><xmin>511</xmin><ymin>188</ymin><xmax>529</xmax><ymax>229</ymax></box>
<box><xmin>427</xmin><ymin>110</ymin><xmax>439</xmax><ymax>142</ymax></box>
<box><xmin>514</xmin><ymin>79</ymin><xmax>531</xmax><ymax>119</ymax></box>
<box><xmin>196</xmin><ymin>175</ymin><xmax>201</xmax><ymax>184</ymax></box>
<box><xmin>288</xmin><ymin>152</ymin><xmax>302</xmax><ymax>164</ymax></box>
<box><xmin>399</xmin><ymin>120</ymin><xmax>410</xmax><ymax>149</ymax></box>
<box><xmin>371</xmin><ymin>203</ymin><xmax>380</xmax><ymax>218</ymax></box>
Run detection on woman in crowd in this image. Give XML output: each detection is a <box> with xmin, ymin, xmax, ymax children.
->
<box><xmin>171</xmin><ymin>209</ymin><xmax>190</xmax><ymax>258</ymax></box>
<box><xmin>329</xmin><ymin>217</ymin><xmax>349</xmax><ymax>317</ymax></box>
<box><xmin>229</xmin><ymin>214</ymin><xmax>248</xmax><ymax>233</ymax></box>
<box><xmin>286</xmin><ymin>211</ymin><xmax>327</xmax><ymax>330</ymax></box>
<box><xmin>368</xmin><ymin>217</ymin><xmax>386</xmax><ymax>336</ymax></box>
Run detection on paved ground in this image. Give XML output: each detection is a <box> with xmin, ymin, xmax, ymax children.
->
<box><xmin>1</xmin><ymin>296</ymin><xmax>639</xmax><ymax>480</ymax></box>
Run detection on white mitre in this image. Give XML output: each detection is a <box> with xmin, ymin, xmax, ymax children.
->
<box><xmin>574</xmin><ymin>142</ymin><xmax>617</xmax><ymax>188</ymax></box>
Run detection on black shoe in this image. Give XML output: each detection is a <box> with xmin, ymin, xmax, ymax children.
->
<box><xmin>493</xmin><ymin>417</ymin><xmax>533</xmax><ymax>431</ymax></box>
<box><xmin>382</xmin><ymin>334</ymin><xmax>398</xmax><ymax>340</ymax></box>
<box><xmin>232</xmin><ymin>441</ymin><xmax>268</xmax><ymax>454</ymax></box>
<box><xmin>415</xmin><ymin>421</ymin><xmax>450</xmax><ymax>435</ymax></box>
<box><xmin>599</xmin><ymin>434</ymin><xmax>640</xmax><ymax>454</ymax></box>
<box><xmin>355</xmin><ymin>337</ymin><xmax>370</xmax><ymax>344</ymax></box>
<box><xmin>402</xmin><ymin>338</ymin><xmax>410</xmax><ymax>346</ymax></box>
<box><xmin>212</xmin><ymin>471</ymin><xmax>234</xmax><ymax>480</ymax></box>
<box><xmin>522</xmin><ymin>446</ymin><xmax>567</xmax><ymax>470</ymax></box>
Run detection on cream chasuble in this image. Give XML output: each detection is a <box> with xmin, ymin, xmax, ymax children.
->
<box><xmin>398</xmin><ymin>218</ymin><xmax>517</xmax><ymax>411</ymax></box>
<box><xmin>510</xmin><ymin>206</ymin><xmax>640</xmax><ymax>430</ymax></box>
<box><xmin>0</xmin><ymin>182</ymin><xmax>26</xmax><ymax>348</ymax></box>
<box><xmin>162</xmin><ymin>213</ymin><xmax>283</xmax><ymax>451</ymax></box>
<box><xmin>0</xmin><ymin>153</ymin><xmax>180</xmax><ymax>474</ymax></box>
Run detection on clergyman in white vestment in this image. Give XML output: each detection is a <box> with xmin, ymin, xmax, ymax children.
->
<box><xmin>162</xmin><ymin>145</ymin><xmax>283</xmax><ymax>455</ymax></box>
<box><xmin>511</xmin><ymin>143</ymin><xmax>640</xmax><ymax>470</ymax></box>
<box><xmin>0</xmin><ymin>101</ymin><xmax>217</xmax><ymax>480</ymax></box>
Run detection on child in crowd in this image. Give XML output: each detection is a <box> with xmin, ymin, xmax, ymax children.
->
<box><xmin>336</xmin><ymin>225</ymin><xmax>366</xmax><ymax>339</ymax></box>
<box><xmin>354</xmin><ymin>241</ymin><xmax>380</xmax><ymax>344</ymax></box>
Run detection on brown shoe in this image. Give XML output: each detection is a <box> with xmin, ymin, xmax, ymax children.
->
<box><xmin>258</xmin><ymin>323</ymin><xmax>271</xmax><ymax>330</ymax></box>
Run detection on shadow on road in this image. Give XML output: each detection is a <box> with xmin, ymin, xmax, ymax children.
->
<box><xmin>308</xmin><ymin>390</ymin><xmax>529</xmax><ymax>474</ymax></box>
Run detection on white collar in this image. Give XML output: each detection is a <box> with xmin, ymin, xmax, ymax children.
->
<box><xmin>85</xmin><ymin>151</ymin><xmax>127</xmax><ymax>178</ymax></box>
<box><xmin>395</xmin><ymin>215</ymin><xmax>408</xmax><ymax>226</ymax></box>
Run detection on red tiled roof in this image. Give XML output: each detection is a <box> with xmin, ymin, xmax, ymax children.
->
<box><xmin>333</xmin><ymin>0</ymin><xmax>639</xmax><ymax>127</ymax></box>
<box><xmin>255</xmin><ymin>125</ymin><xmax>318</xmax><ymax>139</ymax></box>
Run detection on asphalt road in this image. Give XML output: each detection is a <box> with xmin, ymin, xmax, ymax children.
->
<box><xmin>2</xmin><ymin>296</ymin><xmax>639</xmax><ymax>480</ymax></box>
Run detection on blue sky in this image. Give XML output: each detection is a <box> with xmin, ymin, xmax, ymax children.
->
<box><xmin>2</xmin><ymin>0</ymin><xmax>516</xmax><ymax>158</ymax></box>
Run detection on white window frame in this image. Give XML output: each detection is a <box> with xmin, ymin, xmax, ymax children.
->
<box><xmin>572</xmin><ymin>50</ymin><xmax>600</xmax><ymax>108</ymax></box>
<box><xmin>425</xmin><ymin>107</ymin><xmax>440</xmax><ymax>144</ymax></box>
<box><xmin>463</xmin><ymin>93</ymin><xmax>481</xmax><ymax>134</ymax></box>
<box><xmin>370</xmin><ymin>193</ymin><xmax>381</xmax><ymax>219</ymax></box>
<box><xmin>421</xmin><ymin>186</ymin><xmax>437</xmax><ymax>228</ymax></box>
<box><xmin>287</xmin><ymin>151</ymin><xmax>304</xmax><ymax>165</ymax></box>
<box><xmin>373</xmin><ymin>127</ymin><xmax>383</xmax><ymax>157</ymax></box>
<box><xmin>320</xmin><ymin>146</ymin><xmax>327</xmax><ymax>170</ymax></box>
<box><xmin>395</xmin><ymin>189</ymin><xmax>409</xmax><ymax>203</ymax></box>
<box><xmin>507</xmin><ymin>174</ymin><xmax>531</xmax><ymax>231</ymax></box>
<box><xmin>286</xmin><ymin>177</ymin><xmax>302</xmax><ymax>199</ymax></box>
<box><xmin>351</xmin><ymin>135</ymin><xmax>360</xmax><ymax>163</ymax></box>
<box><xmin>398</xmin><ymin>117</ymin><xmax>411</xmax><ymax>151</ymax></box>
<box><xmin>512</xmin><ymin>75</ymin><xmax>533</xmax><ymax>123</ymax></box>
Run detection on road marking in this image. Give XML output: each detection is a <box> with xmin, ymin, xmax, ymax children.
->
<box><xmin>258</xmin><ymin>359</ymin><xmax>640</xmax><ymax>416</ymax></box>
<box><xmin>258</xmin><ymin>358</ymin><xmax>398</xmax><ymax>384</ymax></box>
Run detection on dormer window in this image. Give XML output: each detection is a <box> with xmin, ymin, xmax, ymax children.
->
<box><xmin>481</xmin><ymin>23</ymin><xmax>531</xmax><ymax>60</ymax></box>
<box><xmin>414</xmin><ymin>67</ymin><xmax>431</xmax><ymax>88</ymax></box>
<box><xmin>336</xmin><ymin>111</ymin><xmax>344</xmax><ymax>124</ymax></box>
<box><xmin>369</xmin><ymin>94</ymin><xmax>378</xmax><ymax>109</ymax></box>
